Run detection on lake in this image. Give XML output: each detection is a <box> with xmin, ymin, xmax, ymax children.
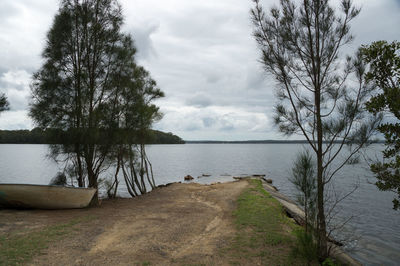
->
<box><xmin>0</xmin><ymin>144</ymin><xmax>399</xmax><ymax>265</ymax></box>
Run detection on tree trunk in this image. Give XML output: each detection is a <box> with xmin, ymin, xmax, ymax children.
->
<box><xmin>107</xmin><ymin>153</ymin><xmax>120</xmax><ymax>198</ymax></box>
<box><xmin>121</xmin><ymin>157</ymin><xmax>139</xmax><ymax>197</ymax></box>
<box><xmin>140</xmin><ymin>144</ymin><xmax>147</xmax><ymax>192</ymax></box>
<box><xmin>113</xmin><ymin>153</ymin><xmax>121</xmax><ymax>197</ymax></box>
<box><xmin>141</xmin><ymin>144</ymin><xmax>156</xmax><ymax>189</ymax></box>
<box><xmin>86</xmin><ymin>144</ymin><xmax>99</xmax><ymax>206</ymax></box>
<box><xmin>75</xmin><ymin>143</ymin><xmax>84</xmax><ymax>187</ymax></box>
<box><xmin>316</xmin><ymin>89</ymin><xmax>327</xmax><ymax>260</ymax></box>
<box><xmin>317</xmin><ymin>158</ymin><xmax>327</xmax><ymax>260</ymax></box>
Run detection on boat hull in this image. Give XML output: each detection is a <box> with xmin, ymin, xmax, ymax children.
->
<box><xmin>0</xmin><ymin>184</ymin><xmax>96</xmax><ymax>209</ymax></box>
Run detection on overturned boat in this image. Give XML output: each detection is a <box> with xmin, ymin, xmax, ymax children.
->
<box><xmin>0</xmin><ymin>184</ymin><xmax>96</xmax><ymax>209</ymax></box>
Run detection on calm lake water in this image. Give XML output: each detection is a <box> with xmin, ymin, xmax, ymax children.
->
<box><xmin>0</xmin><ymin>144</ymin><xmax>399</xmax><ymax>265</ymax></box>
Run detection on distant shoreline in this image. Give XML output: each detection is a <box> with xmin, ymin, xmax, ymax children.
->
<box><xmin>0</xmin><ymin>129</ymin><xmax>184</xmax><ymax>144</ymax></box>
<box><xmin>185</xmin><ymin>140</ymin><xmax>385</xmax><ymax>144</ymax></box>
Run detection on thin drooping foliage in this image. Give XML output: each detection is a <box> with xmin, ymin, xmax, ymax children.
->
<box><xmin>290</xmin><ymin>150</ymin><xmax>318</xmax><ymax>264</ymax></box>
<box><xmin>111</xmin><ymin>65</ymin><xmax>163</xmax><ymax>197</ymax></box>
<box><xmin>251</xmin><ymin>0</ymin><xmax>381</xmax><ymax>259</ymax></box>
<box><xmin>361</xmin><ymin>40</ymin><xmax>400</xmax><ymax>210</ymax></box>
<box><xmin>291</xmin><ymin>150</ymin><xmax>317</xmax><ymax>233</ymax></box>
<box><xmin>30</xmin><ymin>0</ymin><xmax>163</xmax><ymax>204</ymax></box>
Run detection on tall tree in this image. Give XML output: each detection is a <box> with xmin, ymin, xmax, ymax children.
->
<box><xmin>251</xmin><ymin>0</ymin><xmax>381</xmax><ymax>260</ymax></box>
<box><xmin>361</xmin><ymin>40</ymin><xmax>400</xmax><ymax>210</ymax></box>
<box><xmin>30</xmin><ymin>0</ymin><xmax>160</xmax><ymax>204</ymax></box>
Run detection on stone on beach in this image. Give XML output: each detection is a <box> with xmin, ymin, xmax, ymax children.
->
<box><xmin>184</xmin><ymin>175</ymin><xmax>194</xmax><ymax>181</ymax></box>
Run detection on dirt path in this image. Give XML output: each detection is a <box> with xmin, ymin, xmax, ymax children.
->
<box><xmin>1</xmin><ymin>180</ymin><xmax>248</xmax><ymax>265</ymax></box>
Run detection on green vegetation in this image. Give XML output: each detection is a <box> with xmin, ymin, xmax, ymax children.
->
<box><xmin>292</xmin><ymin>229</ymin><xmax>319</xmax><ymax>263</ymax></box>
<box><xmin>361</xmin><ymin>40</ymin><xmax>400</xmax><ymax>210</ymax></box>
<box><xmin>0</xmin><ymin>217</ymin><xmax>93</xmax><ymax>266</ymax></box>
<box><xmin>290</xmin><ymin>150</ymin><xmax>317</xmax><ymax>234</ymax></box>
<box><xmin>29</xmin><ymin>0</ymin><xmax>165</xmax><ymax>204</ymax></box>
<box><xmin>290</xmin><ymin>151</ymin><xmax>319</xmax><ymax>264</ymax></box>
<box><xmin>0</xmin><ymin>128</ymin><xmax>184</xmax><ymax>144</ymax></box>
<box><xmin>224</xmin><ymin>179</ymin><xmax>313</xmax><ymax>265</ymax></box>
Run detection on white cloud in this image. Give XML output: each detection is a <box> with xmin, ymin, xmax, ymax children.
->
<box><xmin>0</xmin><ymin>70</ymin><xmax>31</xmax><ymax>111</ymax></box>
<box><xmin>153</xmin><ymin>105</ymin><xmax>273</xmax><ymax>140</ymax></box>
<box><xmin>0</xmin><ymin>110</ymin><xmax>33</xmax><ymax>130</ymax></box>
<box><xmin>0</xmin><ymin>0</ymin><xmax>57</xmax><ymax>71</ymax></box>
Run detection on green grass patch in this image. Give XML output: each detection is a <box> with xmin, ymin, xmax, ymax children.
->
<box><xmin>0</xmin><ymin>216</ymin><xmax>95</xmax><ymax>266</ymax></box>
<box><xmin>223</xmin><ymin>179</ymin><xmax>310</xmax><ymax>265</ymax></box>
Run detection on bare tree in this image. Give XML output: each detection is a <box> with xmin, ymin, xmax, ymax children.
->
<box><xmin>251</xmin><ymin>0</ymin><xmax>381</xmax><ymax>260</ymax></box>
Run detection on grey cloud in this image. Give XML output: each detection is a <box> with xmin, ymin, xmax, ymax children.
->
<box><xmin>348</xmin><ymin>0</ymin><xmax>400</xmax><ymax>50</ymax></box>
<box><xmin>184</xmin><ymin>123</ymin><xmax>202</xmax><ymax>131</ymax></box>
<box><xmin>220</xmin><ymin>123</ymin><xmax>235</xmax><ymax>131</ymax></box>
<box><xmin>8</xmin><ymin>93</ymin><xmax>29</xmax><ymax>111</ymax></box>
<box><xmin>131</xmin><ymin>23</ymin><xmax>159</xmax><ymax>60</ymax></box>
<box><xmin>153</xmin><ymin>103</ymin><xmax>277</xmax><ymax>140</ymax></box>
<box><xmin>205</xmin><ymin>72</ymin><xmax>220</xmax><ymax>83</ymax></box>
<box><xmin>167</xmin><ymin>10</ymin><xmax>233</xmax><ymax>46</ymax></box>
<box><xmin>0</xmin><ymin>0</ymin><xmax>399</xmax><ymax>140</ymax></box>
<box><xmin>218</xmin><ymin>113</ymin><xmax>239</xmax><ymax>131</ymax></box>
<box><xmin>154</xmin><ymin>105</ymin><xmax>271</xmax><ymax>138</ymax></box>
<box><xmin>0</xmin><ymin>2</ymin><xmax>20</xmax><ymax>24</ymax></box>
<box><xmin>0</xmin><ymin>67</ymin><xmax>7</xmax><ymax>75</ymax></box>
<box><xmin>246</xmin><ymin>66</ymin><xmax>270</xmax><ymax>91</ymax></box>
<box><xmin>0</xmin><ymin>69</ymin><xmax>31</xmax><ymax>111</ymax></box>
<box><xmin>202</xmin><ymin>117</ymin><xmax>215</xmax><ymax>128</ymax></box>
<box><xmin>186</xmin><ymin>93</ymin><xmax>213</xmax><ymax>108</ymax></box>
<box><xmin>126</xmin><ymin>0</ymin><xmax>400</xmax><ymax>140</ymax></box>
<box><xmin>0</xmin><ymin>80</ymin><xmax>26</xmax><ymax>92</ymax></box>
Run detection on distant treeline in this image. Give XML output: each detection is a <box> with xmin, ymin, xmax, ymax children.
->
<box><xmin>0</xmin><ymin>128</ymin><xmax>185</xmax><ymax>144</ymax></box>
<box><xmin>185</xmin><ymin>139</ymin><xmax>384</xmax><ymax>144</ymax></box>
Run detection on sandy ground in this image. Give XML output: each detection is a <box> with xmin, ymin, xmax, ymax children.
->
<box><xmin>0</xmin><ymin>180</ymin><xmax>249</xmax><ymax>265</ymax></box>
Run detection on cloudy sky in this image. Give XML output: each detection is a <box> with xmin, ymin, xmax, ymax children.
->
<box><xmin>0</xmin><ymin>0</ymin><xmax>399</xmax><ymax>140</ymax></box>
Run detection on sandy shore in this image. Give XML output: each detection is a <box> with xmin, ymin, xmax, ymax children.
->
<box><xmin>1</xmin><ymin>180</ymin><xmax>248</xmax><ymax>265</ymax></box>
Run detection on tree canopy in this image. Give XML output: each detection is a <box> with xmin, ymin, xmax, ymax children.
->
<box><xmin>29</xmin><ymin>0</ymin><xmax>164</xmax><ymax>203</ymax></box>
<box><xmin>361</xmin><ymin>40</ymin><xmax>400</xmax><ymax>210</ymax></box>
